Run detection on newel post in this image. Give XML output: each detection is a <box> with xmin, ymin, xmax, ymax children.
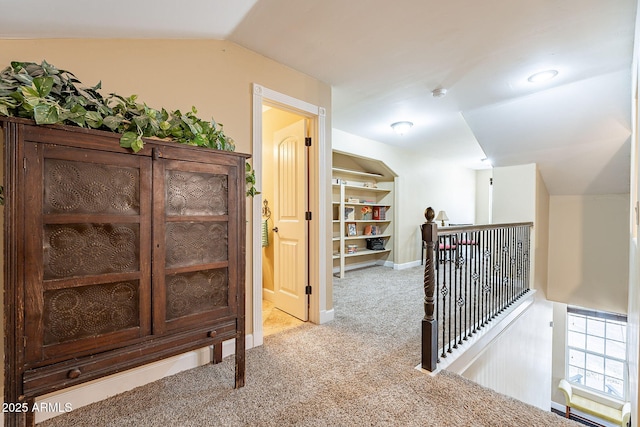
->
<box><xmin>421</xmin><ymin>207</ymin><xmax>438</xmax><ymax>371</ymax></box>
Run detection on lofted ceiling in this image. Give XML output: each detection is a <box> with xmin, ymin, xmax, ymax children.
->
<box><xmin>1</xmin><ymin>0</ymin><xmax>636</xmax><ymax>194</ymax></box>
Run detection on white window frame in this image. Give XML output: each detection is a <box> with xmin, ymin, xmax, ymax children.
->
<box><xmin>566</xmin><ymin>306</ymin><xmax>628</xmax><ymax>400</ymax></box>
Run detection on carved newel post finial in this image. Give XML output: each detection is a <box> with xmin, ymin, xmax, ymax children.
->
<box><xmin>425</xmin><ymin>206</ymin><xmax>435</xmax><ymax>223</ymax></box>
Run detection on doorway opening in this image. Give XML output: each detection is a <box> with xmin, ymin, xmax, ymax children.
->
<box><xmin>261</xmin><ymin>106</ymin><xmax>309</xmax><ymax>335</ymax></box>
<box><xmin>251</xmin><ymin>83</ymin><xmax>330</xmax><ymax>348</ymax></box>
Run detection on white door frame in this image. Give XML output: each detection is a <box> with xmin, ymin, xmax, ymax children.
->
<box><xmin>251</xmin><ymin>83</ymin><xmax>329</xmax><ymax>347</ymax></box>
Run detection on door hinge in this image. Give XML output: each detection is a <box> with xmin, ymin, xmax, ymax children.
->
<box><xmin>23</xmin><ymin>157</ymin><xmax>27</xmax><ymax>170</ymax></box>
<box><xmin>305</xmin><ymin>285</ymin><xmax>312</xmax><ymax>295</ymax></box>
<box><xmin>305</xmin><ymin>137</ymin><xmax>312</xmax><ymax>147</ymax></box>
<box><xmin>23</xmin><ymin>336</ymin><xmax>27</xmax><ymax>348</ymax></box>
<box><xmin>305</xmin><ymin>211</ymin><xmax>312</xmax><ymax>221</ymax></box>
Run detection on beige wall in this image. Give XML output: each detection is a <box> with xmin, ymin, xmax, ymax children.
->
<box><xmin>0</xmin><ymin>39</ymin><xmax>332</xmax><ymax>336</ymax></box>
<box><xmin>491</xmin><ymin>163</ymin><xmax>549</xmax><ymax>294</ymax></box>
<box><xmin>475</xmin><ymin>169</ymin><xmax>492</xmax><ymax>224</ymax></box>
<box><xmin>492</xmin><ymin>164</ymin><xmax>537</xmax><ymax>223</ymax></box>
<box><xmin>332</xmin><ymin>129</ymin><xmax>477</xmax><ymax>266</ymax></box>
<box><xmin>535</xmin><ymin>167</ymin><xmax>550</xmax><ymax>296</ymax></box>
<box><xmin>550</xmin><ymin>301</ymin><xmax>569</xmax><ymax>408</ymax></box>
<box><xmin>547</xmin><ymin>194</ymin><xmax>630</xmax><ymax>314</ymax></box>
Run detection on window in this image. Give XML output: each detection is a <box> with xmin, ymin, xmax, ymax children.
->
<box><xmin>566</xmin><ymin>307</ymin><xmax>627</xmax><ymax>399</ymax></box>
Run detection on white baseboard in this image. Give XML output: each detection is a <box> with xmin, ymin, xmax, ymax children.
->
<box><xmin>262</xmin><ymin>288</ymin><xmax>275</xmax><ymax>302</ymax></box>
<box><xmin>332</xmin><ymin>259</ymin><xmax>396</xmax><ymax>274</ymax></box>
<box><xmin>394</xmin><ymin>260</ymin><xmax>422</xmax><ymax>270</ymax></box>
<box><xmin>320</xmin><ymin>308</ymin><xmax>335</xmax><ymax>324</ymax></box>
<box><xmin>31</xmin><ymin>335</ymin><xmax>254</xmax><ymax>424</ymax></box>
<box><xmin>332</xmin><ymin>260</ymin><xmax>377</xmax><ymax>273</ymax></box>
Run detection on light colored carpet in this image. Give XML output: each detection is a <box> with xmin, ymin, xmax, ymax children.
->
<box><xmin>38</xmin><ymin>266</ymin><xmax>579</xmax><ymax>426</ymax></box>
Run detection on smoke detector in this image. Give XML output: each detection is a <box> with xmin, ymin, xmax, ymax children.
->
<box><xmin>432</xmin><ymin>88</ymin><xmax>448</xmax><ymax>98</ymax></box>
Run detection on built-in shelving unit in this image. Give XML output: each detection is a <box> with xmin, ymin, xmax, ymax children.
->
<box><xmin>332</xmin><ymin>151</ymin><xmax>396</xmax><ymax>278</ymax></box>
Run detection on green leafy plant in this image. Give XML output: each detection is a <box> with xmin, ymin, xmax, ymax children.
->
<box><xmin>0</xmin><ymin>60</ymin><xmax>259</xmax><ymax>196</ymax></box>
<box><xmin>245</xmin><ymin>163</ymin><xmax>259</xmax><ymax>197</ymax></box>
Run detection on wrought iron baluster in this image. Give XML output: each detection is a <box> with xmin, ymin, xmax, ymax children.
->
<box><xmin>440</xmin><ymin>235</ymin><xmax>448</xmax><ymax>358</ymax></box>
<box><xmin>481</xmin><ymin>229</ymin><xmax>489</xmax><ymax>327</ymax></box>
<box><xmin>501</xmin><ymin>227</ymin><xmax>506</xmax><ymax>308</ymax></box>
<box><xmin>452</xmin><ymin>235</ymin><xmax>457</xmax><ymax>347</ymax></box>
<box><xmin>461</xmin><ymin>232</ymin><xmax>469</xmax><ymax>341</ymax></box>
<box><xmin>462</xmin><ymin>232</ymin><xmax>469</xmax><ymax>341</ymax></box>
<box><xmin>448</xmin><ymin>235</ymin><xmax>453</xmax><ymax>353</ymax></box>
<box><xmin>457</xmin><ymin>233</ymin><xmax>464</xmax><ymax>344</ymax></box>
<box><xmin>469</xmin><ymin>231</ymin><xmax>478</xmax><ymax>335</ymax></box>
<box><xmin>510</xmin><ymin>227</ymin><xmax>516</xmax><ymax>303</ymax></box>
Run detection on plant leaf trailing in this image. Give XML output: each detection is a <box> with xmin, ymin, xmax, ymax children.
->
<box><xmin>0</xmin><ymin>60</ymin><xmax>259</xmax><ymax>197</ymax></box>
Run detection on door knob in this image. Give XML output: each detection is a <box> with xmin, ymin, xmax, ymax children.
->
<box><xmin>272</xmin><ymin>227</ymin><xmax>279</xmax><ymax>232</ymax></box>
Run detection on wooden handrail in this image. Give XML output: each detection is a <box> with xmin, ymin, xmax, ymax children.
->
<box><xmin>438</xmin><ymin>222</ymin><xmax>533</xmax><ymax>235</ymax></box>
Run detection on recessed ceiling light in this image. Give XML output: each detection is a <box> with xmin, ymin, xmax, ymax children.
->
<box><xmin>390</xmin><ymin>121</ymin><xmax>413</xmax><ymax>135</ymax></box>
<box><xmin>527</xmin><ymin>70</ymin><xmax>558</xmax><ymax>83</ymax></box>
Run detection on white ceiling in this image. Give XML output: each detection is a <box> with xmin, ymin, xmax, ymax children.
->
<box><xmin>1</xmin><ymin>0</ymin><xmax>636</xmax><ymax>194</ymax></box>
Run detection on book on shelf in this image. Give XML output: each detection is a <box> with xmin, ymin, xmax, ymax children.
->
<box><xmin>344</xmin><ymin>206</ymin><xmax>355</xmax><ymax>220</ymax></box>
<box><xmin>363</xmin><ymin>225</ymin><xmax>380</xmax><ymax>235</ymax></box>
<box><xmin>372</xmin><ymin>206</ymin><xmax>385</xmax><ymax>220</ymax></box>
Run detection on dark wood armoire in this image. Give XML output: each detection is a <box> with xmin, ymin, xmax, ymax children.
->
<box><xmin>1</xmin><ymin>118</ymin><xmax>247</xmax><ymax>426</ymax></box>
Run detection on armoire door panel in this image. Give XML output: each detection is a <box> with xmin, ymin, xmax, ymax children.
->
<box><xmin>43</xmin><ymin>223</ymin><xmax>141</xmax><ymax>279</ymax></box>
<box><xmin>23</xmin><ymin>141</ymin><xmax>152</xmax><ymax>364</ymax></box>
<box><xmin>153</xmin><ymin>157</ymin><xmax>238</xmax><ymax>334</ymax></box>
<box><xmin>164</xmin><ymin>168</ymin><xmax>229</xmax><ymax>217</ymax></box>
<box><xmin>164</xmin><ymin>221</ymin><xmax>228</xmax><ymax>268</ymax></box>
<box><xmin>42</xmin><ymin>157</ymin><xmax>142</xmax><ymax>216</ymax></box>
<box><xmin>42</xmin><ymin>280</ymin><xmax>141</xmax><ymax>346</ymax></box>
<box><xmin>165</xmin><ymin>267</ymin><xmax>230</xmax><ymax>320</ymax></box>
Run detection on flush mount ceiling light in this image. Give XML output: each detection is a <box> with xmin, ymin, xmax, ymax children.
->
<box><xmin>391</xmin><ymin>121</ymin><xmax>413</xmax><ymax>135</ymax></box>
<box><xmin>527</xmin><ymin>69</ymin><xmax>558</xmax><ymax>83</ymax></box>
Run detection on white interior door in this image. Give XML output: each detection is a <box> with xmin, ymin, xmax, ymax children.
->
<box><xmin>273</xmin><ymin>119</ymin><xmax>308</xmax><ymax>321</ymax></box>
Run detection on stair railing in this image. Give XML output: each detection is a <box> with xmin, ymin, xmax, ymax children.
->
<box><xmin>421</xmin><ymin>207</ymin><xmax>533</xmax><ymax>371</ymax></box>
